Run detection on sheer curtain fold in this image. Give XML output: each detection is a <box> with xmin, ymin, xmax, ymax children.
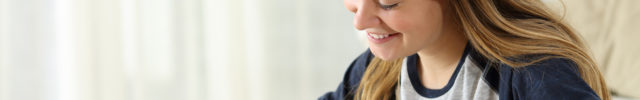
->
<box><xmin>0</xmin><ymin>0</ymin><xmax>363</xmax><ymax>100</ymax></box>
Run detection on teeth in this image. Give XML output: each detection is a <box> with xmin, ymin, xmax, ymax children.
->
<box><xmin>369</xmin><ymin>33</ymin><xmax>390</xmax><ymax>39</ymax></box>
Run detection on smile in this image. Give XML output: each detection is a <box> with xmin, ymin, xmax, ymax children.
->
<box><xmin>367</xmin><ymin>32</ymin><xmax>400</xmax><ymax>44</ymax></box>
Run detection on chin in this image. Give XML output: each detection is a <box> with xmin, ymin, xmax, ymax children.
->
<box><xmin>370</xmin><ymin>47</ymin><xmax>403</xmax><ymax>61</ymax></box>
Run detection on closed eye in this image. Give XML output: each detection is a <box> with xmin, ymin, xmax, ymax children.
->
<box><xmin>379</xmin><ymin>3</ymin><xmax>398</xmax><ymax>10</ymax></box>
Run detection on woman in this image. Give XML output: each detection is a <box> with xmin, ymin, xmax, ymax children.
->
<box><xmin>320</xmin><ymin>0</ymin><xmax>610</xmax><ymax>100</ymax></box>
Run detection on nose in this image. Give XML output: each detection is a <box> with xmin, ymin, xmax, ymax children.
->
<box><xmin>346</xmin><ymin>0</ymin><xmax>380</xmax><ymax>30</ymax></box>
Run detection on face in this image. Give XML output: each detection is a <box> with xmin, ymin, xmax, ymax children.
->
<box><xmin>344</xmin><ymin>0</ymin><xmax>452</xmax><ymax>60</ymax></box>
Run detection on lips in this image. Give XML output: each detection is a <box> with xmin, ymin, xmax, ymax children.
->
<box><xmin>367</xmin><ymin>32</ymin><xmax>400</xmax><ymax>44</ymax></box>
<box><xmin>368</xmin><ymin>32</ymin><xmax>399</xmax><ymax>40</ymax></box>
<box><xmin>369</xmin><ymin>33</ymin><xmax>390</xmax><ymax>39</ymax></box>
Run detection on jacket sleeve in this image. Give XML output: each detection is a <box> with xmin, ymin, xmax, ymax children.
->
<box><xmin>318</xmin><ymin>49</ymin><xmax>373</xmax><ymax>100</ymax></box>
<box><xmin>501</xmin><ymin>58</ymin><xmax>601</xmax><ymax>100</ymax></box>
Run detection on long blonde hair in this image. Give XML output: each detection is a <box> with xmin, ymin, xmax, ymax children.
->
<box><xmin>355</xmin><ymin>0</ymin><xmax>610</xmax><ymax>100</ymax></box>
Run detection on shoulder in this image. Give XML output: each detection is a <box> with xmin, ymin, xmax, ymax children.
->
<box><xmin>506</xmin><ymin>57</ymin><xmax>581</xmax><ymax>78</ymax></box>
<box><xmin>497</xmin><ymin>57</ymin><xmax>600</xmax><ymax>100</ymax></box>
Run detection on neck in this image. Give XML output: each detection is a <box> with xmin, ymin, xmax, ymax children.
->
<box><xmin>415</xmin><ymin>2</ymin><xmax>468</xmax><ymax>89</ymax></box>
<box><xmin>416</xmin><ymin>32</ymin><xmax>467</xmax><ymax>70</ymax></box>
<box><xmin>415</xmin><ymin>30</ymin><xmax>467</xmax><ymax>89</ymax></box>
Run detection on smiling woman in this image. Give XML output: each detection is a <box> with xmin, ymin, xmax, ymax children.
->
<box><xmin>320</xmin><ymin>0</ymin><xmax>611</xmax><ymax>100</ymax></box>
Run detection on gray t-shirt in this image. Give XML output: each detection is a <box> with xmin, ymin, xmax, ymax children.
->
<box><xmin>396</xmin><ymin>54</ymin><xmax>499</xmax><ymax>100</ymax></box>
<box><xmin>320</xmin><ymin>45</ymin><xmax>601</xmax><ymax>100</ymax></box>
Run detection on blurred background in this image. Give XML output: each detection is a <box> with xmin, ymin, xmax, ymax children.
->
<box><xmin>0</xmin><ymin>0</ymin><xmax>638</xmax><ymax>100</ymax></box>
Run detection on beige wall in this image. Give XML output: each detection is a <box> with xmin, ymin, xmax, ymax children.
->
<box><xmin>0</xmin><ymin>0</ymin><xmax>362</xmax><ymax>100</ymax></box>
<box><xmin>545</xmin><ymin>0</ymin><xmax>640</xmax><ymax>98</ymax></box>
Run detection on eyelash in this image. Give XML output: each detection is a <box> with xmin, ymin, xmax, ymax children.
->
<box><xmin>379</xmin><ymin>3</ymin><xmax>398</xmax><ymax>10</ymax></box>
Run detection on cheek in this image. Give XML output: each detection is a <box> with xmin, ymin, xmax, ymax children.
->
<box><xmin>384</xmin><ymin>5</ymin><xmax>446</xmax><ymax>53</ymax></box>
<box><xmin>389</xmin><ymin>11</ymin><xmax>444</xmax><ymax>40</ymax></box>
<box><xmin>385</xmin><ymin>13</ymin><xmax>413</xmax><ymax>33</ymax></box>
<box><xmin>387</xmin><ymin>5</ymin><xmax>445</xmax><ymax>37</ymax></box>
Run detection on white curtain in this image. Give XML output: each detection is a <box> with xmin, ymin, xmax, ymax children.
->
<box><xmin>0</xmin><ymin>0</ymin><xmax>367</xmax><ymax>100</ymax></box>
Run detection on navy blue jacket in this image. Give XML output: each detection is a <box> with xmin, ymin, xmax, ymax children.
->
<box><xmin>319</xmin><ymin>48</ymin><xmax>600</xmax><ymax>100</ymax></box>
